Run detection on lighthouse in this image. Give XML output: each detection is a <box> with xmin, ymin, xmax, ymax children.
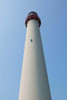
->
<box><xmin>19</xmin><ymin>11</ymin><xmax>51</xmax><ymax>100</ymax></box>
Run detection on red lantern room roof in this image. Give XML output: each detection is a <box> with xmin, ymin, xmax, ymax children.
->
<box><xmin>25</xmin><ymin>11</ymin><xmax>41</xmax><ymax>27</ymax></box>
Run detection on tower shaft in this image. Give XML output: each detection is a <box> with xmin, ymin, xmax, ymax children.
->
<box><xmin>19</xmin><ymin>12</ymin><xmax>51</xmax><ymax>100</ymax></box>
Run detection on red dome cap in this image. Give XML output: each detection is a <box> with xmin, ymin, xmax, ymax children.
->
<box><xmin>25</xmin><ymin>11</ymin><xmax>41</xmax><ymax>27</ymax></box>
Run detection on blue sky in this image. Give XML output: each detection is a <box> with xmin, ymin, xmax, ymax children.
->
<box><xmin>0</xmin><ymin>0</ymin><xmax>67</xmax><ymax>100</ymax></box>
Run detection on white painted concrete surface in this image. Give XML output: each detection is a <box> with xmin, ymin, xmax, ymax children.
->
<box><xmin>19</xmin><ymin>19</ymin><xmax>51</xmax><ymax>100</ymax></box>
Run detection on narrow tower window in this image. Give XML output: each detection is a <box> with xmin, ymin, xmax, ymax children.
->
<box><xmin>30</xmin><ymin>39</ymin><xmax>33</xmax><ymax>42</ymax></box>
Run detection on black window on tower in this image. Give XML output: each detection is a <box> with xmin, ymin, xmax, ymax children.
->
<box><xmin>30</xmin><ymin>39</ymin><xmax>33</xmax><ymax>42</ymax></box>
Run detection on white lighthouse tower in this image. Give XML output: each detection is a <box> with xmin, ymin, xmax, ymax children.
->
<box><xmin>19</xmin><ymin>11</ymin><xmax>51</xmax><ymax>100</ymax></box>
